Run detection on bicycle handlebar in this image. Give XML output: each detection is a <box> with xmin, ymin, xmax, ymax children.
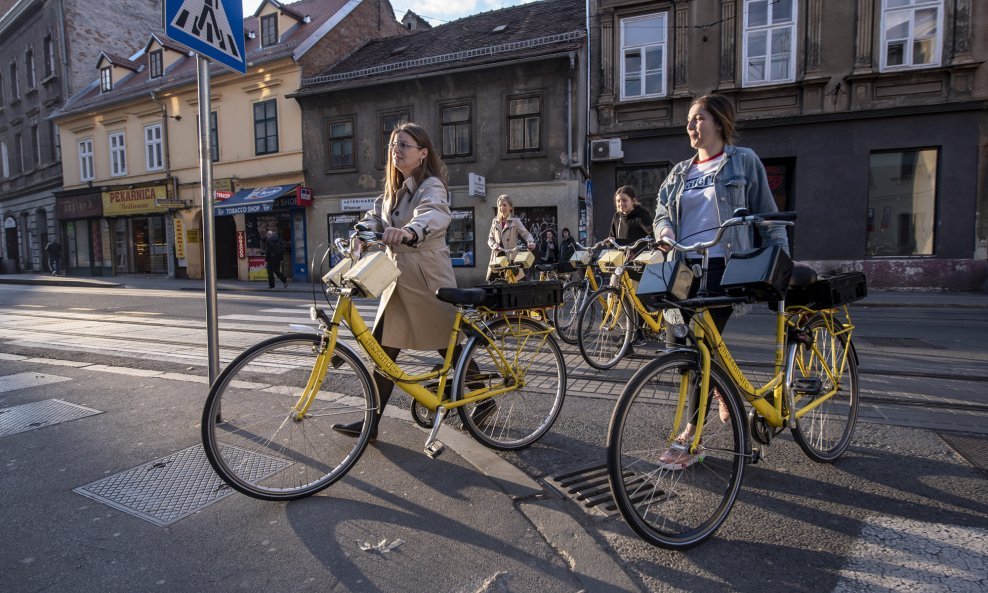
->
<box><xmin>658</xmin><ymin>211</ymin><xmax>796</xmax><ymax>255</ymax></box>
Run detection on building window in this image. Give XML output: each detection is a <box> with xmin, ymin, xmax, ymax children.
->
<box><xmin>30</xmin><ymin>125</ymin><xmax>40</xmax><ymax>168</ymax></box>
<box><xmin>866</xmin><ymin>148</ymin><xmax>938</xmax><ymax>257</ymax></box>
<box><xmin>743</xmin><ymin>0</ymin><xmax>797</xmax><ymax>86</ymax></box>
<box><xmin>49</xmin><ymin>122</ymin><xmax>60</xmax><ymax>162</ymax></box>
<box><xmin>43</xmin><ymin>35</ymin><xmax>55</xmax><ymax>78</ymax></box>
<box><xmin>0</xmin><ymin>73</ymin><xmax>4</xmax><ymax>106</ymax></box>
<box><xmin>209</xmin><ymin>111</ymin><xmax>219</xmax><ymax>162</ymax></box>
<box><xmin>261</xmin><ymin>14</ymin><xmax>278</xmax><ymax>47</ymax></box>
<box><xmin>881</xmin><ymin>0</ymin><xmax>942</xmax><ymax>71</ymax></box>
<box><xmin>149</xmin><ymin>50</ymin><xmax>163</xmax><ymax>79</ymax></box>
<box><xmin>13</xmin><ymin>133</ymin><xmax>22</xmax><ymax>174</ymax></box>
<box><xmin>328</xmin><ymin>118</ymin><xmax>354</xmax><ymax>169</ymax></box>
<box><xmin>507</xmin><ymin>94</ymin><xmax>541</xmax><ymax>152</ymax></box>
<box><xmin>78</xmin><ymin>138</ymin><xmax>94</xmax><ymax>181</ymax></box>
<box><xmin>441</xmin><ymin>102</ymin><xmax>471</xmax><ymax>158</ymax></box>
<box><xmin>144</xmin><ymin>124</ymin><xmax>163</xmax><ymax>171</ymax></box>
<box><xmin>381</xmin><ymin>111</ymin><xmax>409</xmax><ymax>166</ymax></box>
<box><xmin>620</xmin><ymin>12</ymin><xmax>667</xmax><ymax>99</ymax></box>
<box><xmin>109</xmin><ymin>131</ymin><xmax>126</xmax><ymax>176</ymax></box>
<box><xmin>253</xmin><ymin>100</ymin><xmax>278</xmax><ymax>155</ymax></box>
<box><xmin>447</xmin><ymin>208</ymin><xmax>476</xmax><ymax>267</ymax></box>
<box><xmin>100</xmin><ymin>66</ymin><xmax>111</xmax><ymax>93</ymax></box>
<box><xmin>25</xmin><ymin>48</ymin><xmax>36</xmax><ymax>89</ymax></box>
<box><xmin>9</xmin><ymin>62</ymin><xmax>19</xmax><ymax>99</ymax></box>
<box><xmin>1</xmin><ymin>141</ymin><xmax>8</xmax><ymax>178</ymax></box>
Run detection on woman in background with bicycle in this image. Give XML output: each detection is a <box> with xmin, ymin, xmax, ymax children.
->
<box><xmin>488</xmin><ymin>194</ymin><xmax>537</xmax><ymax>281</ymax></box>
<box><xmin>333</xmin><ymin>122</ymin><xmax>491</xmax><ymax>441</ymax></box>
<box><xmin>653</xmin><ymin>94</ymin><xmax>789</xmax><ymax>467</ymax></box>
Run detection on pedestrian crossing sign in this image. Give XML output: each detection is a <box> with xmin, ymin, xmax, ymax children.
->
<box><xmin>164</xmin><ymin>0</ymin><xmax>246</xmax><ymax>74</ymax></box>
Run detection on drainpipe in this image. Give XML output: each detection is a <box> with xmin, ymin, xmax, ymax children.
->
<box><xmin>150</xmin><ymin>91</ymin><xmax>178</xmax><ymax>277</ymax></box>
<box><xmin>567</xmin><ymin>52</ymin><xmax>574</xmax><ymax>168</ymax></box>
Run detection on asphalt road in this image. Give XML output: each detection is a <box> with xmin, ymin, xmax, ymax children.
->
<box><xmin>1</xmin><ymin>280</ymin><xmax>986</xmax><ymax>593</ymax></box>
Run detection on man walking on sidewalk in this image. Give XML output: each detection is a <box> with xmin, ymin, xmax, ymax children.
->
<box><xmin>45</xmin><ymin>239</ymin><xmax>62</xmax><ymax>276</ymax></box>
<box><xmin>264</xmin><ymin>230</ymin><xmax>289</xmax><ymax>288</ymax></box>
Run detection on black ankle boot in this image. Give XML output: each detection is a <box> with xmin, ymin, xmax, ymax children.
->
<box><xmin>332</xmin><ymin>419</ymin><xmax>378</xmax><ymax>442</ymax></box>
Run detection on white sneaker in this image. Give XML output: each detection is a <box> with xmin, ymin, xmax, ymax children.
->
<box><xmin>658</xmin><ymin>435</ymin><xmax>703</xmax><ymax>470</ymax></box>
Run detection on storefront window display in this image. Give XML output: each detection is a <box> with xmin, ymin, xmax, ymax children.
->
<box><xmin>867</xmin><ymin>148</ymin><xmax>938</xmax><ymax>257</ymax></box>
<box><xmin>448</xmin><ymin>208</ymin><xmax>475</xmax><ymax>267</ymax></box>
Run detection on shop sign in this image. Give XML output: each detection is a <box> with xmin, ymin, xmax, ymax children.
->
<box><xmin>215</xmin><ymin>191</ymin><xmax>233</xmax><ymax>201</ymax></box>
<box><xmin>236</xmin><ymin>231</ymin><xmax>246</xmax><ymax>259</ymax></box>
<box><xmin>296</xmin><ymin>186</ymin><xmax>313</xmax><ymax>206</ymax></box>
<box><xmin>102</xmin><ymin>185</ymin><xmax>171</xmax><ymax>215</ymax></box>
<box><xmin>468</xmin><ymin>173</ymin><xmax>486</xmax><ymax>197</ymax></box>
<box><xmin>341</xmin><ymin>197</ymin><xmax>376</xmax><ymax>212</ymax></box>
<box><xmin>186</xmin><ymin>229</ymin><xmax>200</xmax><ymax>243</ymax></box>
<box><xmin>55</xmin><ymin>193</ymin><xmax>103</xmax><ymax>219</ymax></box>
<box><xmin>213</xmin><ymin>178</ymin><xmax>234</xmax><ymax>192</ymax></box>
<box><xmin>247</xmin><ymin>256</ymin><xmax>268</xmax><ymax>281</ymax></box>
<box><xmin>174</xmin><ymin>218</ymin><xmax>186</xmax><ymax>259</ymax></box>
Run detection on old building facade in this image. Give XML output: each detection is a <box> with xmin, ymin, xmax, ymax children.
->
<box><xmin>588</xmin><ymin>0</ymin><xmax>986</xmax><ymax>289</ymax></box>
<box><xmin>293</xmin><ymin>0</ymin><xmax>589</xmax><ymax>286</ymax></box>
<box><xmin>51</xmin><ymin>0</ymin><xmax>405</xmax><ymax>280</ymax></box>
<box><xmin>0</xmin><ymin>0</ymin><xmax>162</xmax><ymax>273</ymax></box>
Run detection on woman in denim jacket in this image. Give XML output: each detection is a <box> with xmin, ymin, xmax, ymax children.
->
<box><xmin>652</xmin><ymin>94</ymin><xmax>789</xmax><ymax>469</ymax></box>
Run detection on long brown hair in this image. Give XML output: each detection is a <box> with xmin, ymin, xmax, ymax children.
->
<box><xmin>383</xmin><ymin>122</ymin><xmax>448</xmax><ymax>200</ymax></box>
<box><xmin>691</xmin><ymin>94</ymin><xmax>737</xmax><ymax>144</ymax></box>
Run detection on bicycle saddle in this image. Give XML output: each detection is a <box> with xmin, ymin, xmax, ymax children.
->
<box><xmin>436</xmin><ymin>287</ymin><xmax>489</xmax><ymax>307</ymax></box>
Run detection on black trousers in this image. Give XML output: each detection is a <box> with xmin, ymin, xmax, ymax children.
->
<box><xmin>266</xmin><ymin>258</ymin><xmax>287</xmax><ymax>287</ymax></box>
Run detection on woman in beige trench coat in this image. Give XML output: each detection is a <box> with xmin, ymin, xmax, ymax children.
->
<box><xmin>487</xmin><ymin>194</ymin><xmax>536</xmax><ymax>281</ymax></box>
<box><xmin>333</xmin><ymin>122</ymin><xmax>494</xmax><ymax>441</ymax></box>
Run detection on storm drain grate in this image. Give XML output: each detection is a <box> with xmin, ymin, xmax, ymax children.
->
<box><xmin>939</xmin><ymin>433</ymin><xmax>988</xmax><ymax>475</ymax></box>
<box><xmin>0</xmin><ymin>372</ymin><xmax>73</xmax><ymax>393</ymax></box>
<box><xmin>546</xmin><ymin>463</ymin><xmax>621</xmax><ymax>517</ymax></box>
<box><xmin>0</xmin><ymin>399</ymin><xmax>102</xmax><ymax>437</ymax></box>
<box><xmin>859</xmin><ymin>337</ymin><xmax>945</xmax><ymax>349</ymax></box>
<box><xmin>73</xmin><ymin>445</ymin><xmax>292</xmax><ymax>526</ymax></box>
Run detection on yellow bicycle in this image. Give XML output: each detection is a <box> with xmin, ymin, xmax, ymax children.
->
<box><xmin>553</xmin><ymin>242</ymin><xmax>604</xmax><ymax>345</ymax></box>
<box><xmin>202</xmin><ymin>236</ymin><xmax>567</xmax><ymax>501</ymax></box>
<box><xmin>607</xmin><ymin>211</ymin><xmax>863</xmax><ymax>548</ymax></box>
<box><xmin>576</xmin><ymin>237</ymin><xmax>667</xmax><ymax>370</ymax></box>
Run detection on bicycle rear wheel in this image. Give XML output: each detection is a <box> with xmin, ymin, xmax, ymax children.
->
<box><xmin>790</xmin><ymin>314</ymin><xmax>859</xmax><ymax>462</ymax></box>
<box><xmin>607</xmin><ymin>352</ymin><xmax>748</xmax><ymax>549</ymax></box>
<box><xmin>554</xmin><ymin>280</ymin><xmax>586</xmax><ymax>344</ymax></box>
<box><xmin>456</xmin><ymin>317</ymin><xmax>566</xmax><ymax>450</ymax></box>
<box><xmin>201</xmin><ymin>334</ymin><xmax>376</xmax><ymax>501</ymax></box>
<box><xmin>578</xmin><ymin>286</ymin><xmax>633</xmax><ymax>370</ymax></box>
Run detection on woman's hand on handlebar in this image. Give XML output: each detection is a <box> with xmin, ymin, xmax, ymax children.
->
<box><xmin>382</xmin><ymin>226</ymin><xmax>413</xmax><ymax>247</ymax></box>
<box><xmin>656</xmin><ymin>230</ymin><xmax>676</xmax><ymax>252</ymax></box>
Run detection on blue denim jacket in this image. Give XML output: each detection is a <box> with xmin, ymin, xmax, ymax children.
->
<box><xmin>653</xmin><ymin>144</ymin><xmax>789</xmax><ymax>258</ymax></box>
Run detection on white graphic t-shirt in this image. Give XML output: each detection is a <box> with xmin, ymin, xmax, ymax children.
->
<box><xmin>680</xmin><ymin>152</ymin><xmax>726</xmax><ymax>258</ymax></box>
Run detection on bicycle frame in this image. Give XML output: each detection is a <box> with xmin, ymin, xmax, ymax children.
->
<box><xmin>678</xmin><ymin>301</ymin><xmax>855</xmax><ymax>452</ymax></box>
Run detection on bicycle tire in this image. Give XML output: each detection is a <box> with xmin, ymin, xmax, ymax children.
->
<box><xmin>455</xmin><ymin>317</ymin><xmax>566</xmax><ymax>450</ymax></box>
<box><xmin>554</xmin><ymin>280</ymin><xmax>586</xmax><ymax>344</ymax></box>
<box><xmin>577</xmin><ymin>286</ymin><xmax>633</xmax><ymax>370</ymax></box>
<box><xmin>790</xmin><ymin>314</ymin><xmax>859</xmax><ymax>462</ymax></box>
<box><xmin>201</xmin><ymin>334</ymin><xmax>376</xmax><ymax>501</ymax></box>
<box><xmin>607</xmin><ymin>351</ymin><xmax>748</xmax><ymax>549</ymax></box>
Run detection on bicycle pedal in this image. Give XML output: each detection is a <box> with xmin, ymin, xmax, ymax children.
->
<box><xmin>424</xmin><ymin>441</ymin><xmax>446</xmax><ymax>458</ymax></box>
<box><xmin>792</xmin><ymin>378</ymin><xmax>822</xmax><ymax>395</ymax></box>
<box><xmin>751</xmin><ymin>448</ymin><xmax>766</xmax><ymax>464</ymax></box>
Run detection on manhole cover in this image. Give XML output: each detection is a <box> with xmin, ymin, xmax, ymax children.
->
<box><xmin>0</xmin><ymin>372</ymin><xmax>73</xmax><ymax>393</ymax></box>
<box><xmin>0</xmin><ymin>399</ymin><xmax>102</xmax><ymax>437</ymax></box>
<box><xmin>73</xmin><ymin>445</ymin><xmax>291</xmax><ymax>526</ymax></box>
<box><xmin>860</xmin><ymin>337</ymin><xmax>945</xmax><ymax>349</ymax></box>
<box><xmin>546</xmin><ymin>463</ymin><xmax>620</xmax><ymax>517</ymax></box>
<box><xmin>939</xmin><ymin>433</ymin><xmax>988</xmax><ymax>475</ymax></box>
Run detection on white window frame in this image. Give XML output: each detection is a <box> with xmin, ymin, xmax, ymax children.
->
<box><xmin>25</xmin><ymin>47</ymin><xmax>36</xmax><ymax>89</ymax></box>
<box><xmin>100</xmin><ymin>66</ymin><xmax>111</xmax><ymax>93</ymax></box>
<box><xmin>880</xmin><ymin>0</ymin><xmax>943</xmax><ymax>72</ymax></box>
<box><xmin>619</xmin><ymin>12</ymin><xmax>668</xmax><ymax>100</ymax></box>
<box><xmin>108</xmin><ymin>131</ymin><xmax>126</xmax><ymax>176</ymax></box>
<box><xmin>78</xmin><ymin>138</ymin><xmax>94</xmax><ymax>181</ymax></box>
<box><xmin>742</xmin><ymin>0</ymin><xmax>797</xmax><ymax>87</ymax></box>
<box><xmin>144</xmin><ymin>123</ymin><xmax>163</xmax><ymax>171</ymax></box>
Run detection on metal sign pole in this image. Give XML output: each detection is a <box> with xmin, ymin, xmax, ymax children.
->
<box><xmin>197</xmin><ymin>54</ymin><xmax>220</xmax><ymax>384</ymax></box>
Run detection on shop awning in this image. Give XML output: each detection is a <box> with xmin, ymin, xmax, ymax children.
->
<box><xmin>214</xmin><ymin>184</ymin><xmax>310</xmax><ymax>216</ymax></box>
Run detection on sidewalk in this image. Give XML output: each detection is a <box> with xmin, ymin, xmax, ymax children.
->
<box><xmin>3</xmin><ymin>272</ymin><xmax>988</xmax><ymax>308</ymax></box>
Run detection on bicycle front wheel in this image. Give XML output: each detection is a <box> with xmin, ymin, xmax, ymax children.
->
<box><xmin>607</xmin><ymin>352</ymin><xmax>748</xmax><ymax>549</ymax></box>
<box><xmin>578</xmin><ymin>286</ymin><xmax>633</xmax><ymax>370</ymax></box>
<box><xmin>202</xmin><ymin>334</ymin><xmax>376</xmax><ymax>501</ymax></box>
<box><xmin>790</xmin><ymin>314</ymin><xmax>859</xmax><ymax>462</ymax></box>
<box><xmin>554</xmin><ymin>280</ymin><xmax>586</xmax><ymax>344</ymax></box>
<box><xmin>455</xmin><ymin>317</ymin><xmax>567</xmax><ymax>450</ymax></box>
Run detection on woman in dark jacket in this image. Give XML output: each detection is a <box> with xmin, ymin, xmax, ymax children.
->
<box><xmin>609</xmin><ymin>185</ymin><xmax>653</xmax><ymax>247</ymax></box>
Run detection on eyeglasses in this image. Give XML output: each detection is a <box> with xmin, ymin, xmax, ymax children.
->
<box><xmin>388</xmin><ymin>140</ymin><xmax>424</xmax><ymax>151</ymax></box>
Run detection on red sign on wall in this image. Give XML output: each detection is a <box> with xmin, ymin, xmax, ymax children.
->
<box><xmin>236</xmin><ymin>231</ymin><xmax>246</xmax><ymax>259</ymax></box>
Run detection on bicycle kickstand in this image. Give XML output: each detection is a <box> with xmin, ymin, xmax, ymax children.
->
<box><xmin>423</xmin><ymin>406</ymin><xmax>448</xmax><ymax>458</ymax></box>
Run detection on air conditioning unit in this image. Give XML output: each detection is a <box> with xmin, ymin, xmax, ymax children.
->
<box><xmin>591</xmin><ymin>138</ymin><xmax>624</xmax><ymax>161</ymax></box>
